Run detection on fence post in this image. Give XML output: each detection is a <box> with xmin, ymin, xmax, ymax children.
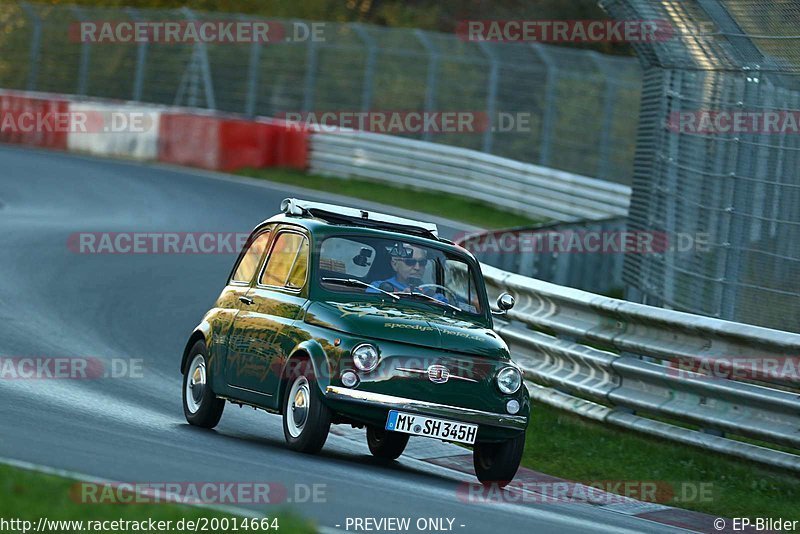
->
<box><xmin>71</xmin><ymin>6</ymin><xmax>91</xmax><ymax>96</ymax></box>
<box><xmin>20</xmin><ymin>2</ymin><xmax>42</xmax><ymax>92</ymax></box>
<box><xmin>243</xmin><ymin>14</ymin><xmax>262</xmax><ymax>117</ymax></box>
<box><xmin>590</xmin><ymin>53</ymin><xmax>618</xmax><ymax>182</ymax></box>
<box><xmin>126</xmin><ymin>7</ymin><xmax>147</xmax><ymax>102</ymax></box>
<box><xmin>352</xmin><ymin>24</ymin><xmax>377</xmax><ymax>113</ymax></box>
<box><xmin>720</xmin><ymin>70</ymin><xmax>760</xmax><ymax>322</ymax></box>
<box><xmin>477</xmin><ymin>41</ymin><xmax>498</xmax><ymax>154</ymax></box>
<box><xmin>530</xmin><ymin>44</ymin><xmax>557</xmax><ymax>167</ymax></box>
<box><xmin>414</xmin><ymin>29</ymin><xmax>439</xmax><ymax>143</ymax></box>
<box><xmin>178</xmin><ymin>7</ymin><xmax>216</xmax><ymax>110</ymax></box>
<box><xmin>660</xmin><ymin>70</ymin><xmax>684</xmax><ymax>309</ymax></box>
<box><xmin>302</xmin><ymin>39</ymin><xmax>318</xmax><ymax>112</ymax></box>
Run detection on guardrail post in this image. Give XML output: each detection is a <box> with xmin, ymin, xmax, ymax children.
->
<box><xmin>71</xmin><ymin>6</ymin><xmax>91</xmax><ymax>96</ymax></box>
<box><xmin>414</xmin><ymin>30</ymin><xmax>439</xmax><ymax>143</ymax></box>
<box><xmin>352</xmin><ymin>24</ymin><xmax>377</xmax><ymax>113</ymax></box>
<box><xmin>530</xmin><ymin>44</ymin><xmax>557</xmax><ymax>167</ymax></box>
<box><xmin>126</xmin><ymin>8</ymin><xmax>147</xmax><ymax>102</ymax></box>
<box><xmin>478</xmin><ymin>41</ymin><xmax>498</xmax><ymax>154</ymax></box>
<box><xmin>20</xmin><ymin>2</ymin><xmax>42</xmax><ymax>92</ymax></box>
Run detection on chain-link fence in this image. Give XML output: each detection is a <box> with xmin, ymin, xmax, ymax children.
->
<box><xmin>0</xmin><ymin>2</ymin><xmax>642</xmax><ymax>185</ymax></box>
<box><xmin>600</xmin><ymin>0</ymin><xmax>800</xmax><ymax>332</ymax></box>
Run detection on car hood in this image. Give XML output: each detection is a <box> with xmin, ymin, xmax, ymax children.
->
<box><xmin>304</xmin><ymin>300</ymin><xmax>508</xmax><ymax>359</ymax></box>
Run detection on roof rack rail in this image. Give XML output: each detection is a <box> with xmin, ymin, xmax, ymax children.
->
<box><xmin>280</xmin><ymin>198</ymin><xmax>439</xmax><ymax>239</ymax></box>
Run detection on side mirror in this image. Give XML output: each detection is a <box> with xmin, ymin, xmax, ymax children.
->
<box><xmin>492</xmin><ymin>292</ymin><xmax>515</xmax><ymax>315</ymax></box>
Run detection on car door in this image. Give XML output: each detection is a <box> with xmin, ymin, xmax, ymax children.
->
<box><xmin>226</xmin><ymin>227</ymin><xmax>310</xmax><ymax>401</ymax></box>
<box><xmin>215</xmin><ymin>228</ymin><xmax>273</xmax><ymax>382</ymax></box>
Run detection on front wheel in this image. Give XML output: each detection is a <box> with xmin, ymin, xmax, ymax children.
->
<box><xmin>282</xmin><ymin>362</ymin><xmax>332</xmax><ymax>454</ymax></box>
<box><xmin>182</xmin><ymin>341</ymin><xmax>225</xmax><ymax>428</ymax></box>
<box><xmin>366</xmin><ymin>426</ymin><xmax>409</xmax><ymax>460</ymax></box>
<box><xmin>473</xmin><ymin>433</ymin><xmax>525</xmax><ymax>487</ymax></box>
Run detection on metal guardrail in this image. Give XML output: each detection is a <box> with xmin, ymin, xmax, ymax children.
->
<box><xmin>474</xmin><ymin>262</ymin><xmax>800</xmax><ymax>472</ymax></box>
<box><xmin>309</xmin><ymin>129</ymin><xmax>632</xmax><ymax>222</ymax></box>
<box><xmin>458</xmin><ymin>217</ymin><xmax>626</xmax><ymax>294</ymax></box>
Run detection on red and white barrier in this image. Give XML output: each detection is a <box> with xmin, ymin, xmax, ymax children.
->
<box><xmin>67</xmin><ymin>101</ymin><xmax>161</xmax><ymax>160</ymax></box>
<box><xmin>0</xmin><ymin>90</ymin><xmax>309</xmax><ymax>172</ymax></box>
<box><xmin>0</xmin><ymin>91</ymin><xmax>69</xmax><ymax>150</ymax></box>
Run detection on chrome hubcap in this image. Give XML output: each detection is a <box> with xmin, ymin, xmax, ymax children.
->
<box><xmin>286</xmin><ymin>376</ymin><xmax>310</xmax><ymax>438</ymax></box>
<box><xmin>185</xmin><ymin>355</ymin><xmax>206</xmax><ymax>414</ymax></box>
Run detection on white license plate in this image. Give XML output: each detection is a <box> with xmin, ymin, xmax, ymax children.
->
<box><xmin>385</xmin><ymin>410</ymin><xmax>478</xmax><ymax>444</ymax></box>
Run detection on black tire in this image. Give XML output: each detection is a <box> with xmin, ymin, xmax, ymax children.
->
<box><xmin>182</xmin><ymin>340</ymin><xmax>225</xmax><ymax>428</ymax></box>
<box><xmin>366</xmin><ymin>426</ymin><xmax>409</xmax><ymax>460</ymax></box>
<box><xmin>473</xmin><ymin>433</ymin><xmax>526</xmax><ymax>487</ymax></box>
<box><xmin>282</xmin><ymin>360</ymin><xmax>332</xmax><ymax>454</ymax></box>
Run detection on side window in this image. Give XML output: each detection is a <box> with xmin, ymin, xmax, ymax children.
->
<box><xmin>231</xmin><ymin>231</ymin><xmax>271</xmax><ymax>284</ymax></box>
<box><xmin>260</xmin><ymin>233</ymin><xmax>309</xmax><ymax>289</ymax></box>
<box><xmin>287</xmin><ymin>238</ymin><xmax>309</xmax><ymax>288</ymax></box>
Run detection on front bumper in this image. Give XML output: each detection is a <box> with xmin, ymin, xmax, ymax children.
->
<box><xmin>325</xmin><ymin>386</ymin><xmax>528</xmax><ymax>431</ymax></box>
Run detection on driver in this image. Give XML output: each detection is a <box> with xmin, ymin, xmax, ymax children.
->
<box><xmin>368</xmin><ymin>243</ymin><xmax>429</xmax><ymax>293</ymax></box>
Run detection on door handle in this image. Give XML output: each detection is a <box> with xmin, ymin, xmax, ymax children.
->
<box><xmin>239</xmin><ymin>296</ymin><xmax>254</xmax><ymax>306</ymax></box>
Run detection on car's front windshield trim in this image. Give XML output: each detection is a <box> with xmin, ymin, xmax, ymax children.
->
<box><xmin>314</xmin><ymin>233</ymin><xmax>488</xmax><ymax>319</ymax></box>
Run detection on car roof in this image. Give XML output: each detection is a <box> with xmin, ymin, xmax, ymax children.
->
<box><xmin>253</xmin><ymin>213</ymin><xmax>475</xmax><ymax>260</ymax></box>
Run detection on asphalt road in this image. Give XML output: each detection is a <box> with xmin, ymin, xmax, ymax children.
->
<box><xmin>0</xmin><ymin>145</ymin><xmax>685</xmax><ymax>533</ymax></box>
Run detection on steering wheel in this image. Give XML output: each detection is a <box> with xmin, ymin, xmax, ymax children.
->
<box><xmin>416</xmin><ymin>284</ymin><xmax>460</xmax><ymax>304</ymax></box>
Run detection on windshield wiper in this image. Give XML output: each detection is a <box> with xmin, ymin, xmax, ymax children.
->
<box><xmin>321</xmin><ymin>277</ymin><xmax>399</xmax><ymax>300</ymax></box>
<box><xmin>396</xmin><ymin>291</ymin><xmax>462</xmax><ymax>313</ymax></box>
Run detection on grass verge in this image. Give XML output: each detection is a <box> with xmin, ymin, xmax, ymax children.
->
<box><xmin>237</xmin><ymin>168</ymin><xmax>542</xmax><ymax>229</ymax></box>
<box><xmin>0</xmin><ymin>463</ymin><xmax>316</xmax><ymax>533</ymax></box>
<box><xmin>522</xmin><ymin>402</ymin><xmax>800</xmax><ymax>519</ymax></box>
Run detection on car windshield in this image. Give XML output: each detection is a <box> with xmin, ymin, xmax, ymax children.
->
<box><xmin>318</xmin><ymin>235</ymin><xmax>485</xmax><ymax>315</ymax></box>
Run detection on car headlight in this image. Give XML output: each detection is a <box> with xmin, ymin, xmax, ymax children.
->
<box><xmin>352</xmin><ymin>344</ymin><xmax>379</xmax><ymax>372</ymax></box>
<box><xmin>496</xmin><ymin>367</ymin><xmax>522</xmax><ymax>394</ymax></box>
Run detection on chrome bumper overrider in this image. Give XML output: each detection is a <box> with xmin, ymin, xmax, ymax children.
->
<box><xmin>325</xmin><ymin>386</ymin><xmax>528</xmax><ymax>430</ymax></box>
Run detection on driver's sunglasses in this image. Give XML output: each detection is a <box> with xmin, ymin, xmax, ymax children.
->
<box><xmin>401</xmin><ymin>258</ymin><xmax>428</xmax><ymax>267</ymax></box>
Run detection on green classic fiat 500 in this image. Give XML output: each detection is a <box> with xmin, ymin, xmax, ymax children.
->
<box><xmin>181</xmin><ymin>198</ymin><xmax>530</xmax><ymax>484</ymax></box>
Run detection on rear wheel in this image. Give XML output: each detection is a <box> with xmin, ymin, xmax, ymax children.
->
<box><xmin>182</xmin><ymin>341</ymin><xmax>224</xmax><ymax>428</ymax></box>
<box><xmin>473</xmin><ymin>433</ymin><xmax>525</xmax><ymax>487</ymax></box>
<box><xmin>366</xmin><ymin>426</ymin><xmax>409</xmax><ymax>460</ymax></box>
<box><xmin>282</xmin><ymin>361</ymin><xmax>332</xmax><ymax>453</ymax></box>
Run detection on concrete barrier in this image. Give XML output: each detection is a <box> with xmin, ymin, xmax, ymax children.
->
<box><xmin>67</xmin><ymin>102</ymin><xmax>161</xmax><ymax>160</ymax></box>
